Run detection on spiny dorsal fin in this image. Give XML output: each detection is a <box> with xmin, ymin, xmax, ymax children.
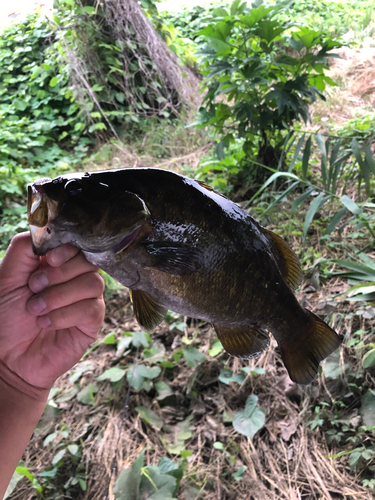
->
<box><xmin>129</xmin><ymin>289</ymin><xmax>167</xmax><ymax>333</ymax></box>
<box><xmin>265</xmin><ymin>228</ymin><xmax>303</xmax><ymax>291</ymax></box>
<box><xmin>213</xmin><ymin>324</ymin><xmax>270</xmax><ymax>359</ymax></box>
<box><xmin>280</xmin><ymin>310</ymin><xmax>343</xmax><ymax>385</ymax></box>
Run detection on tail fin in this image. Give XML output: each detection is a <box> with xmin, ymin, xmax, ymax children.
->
<box><xmin>280</xmin><ymin>311</ymin><xmax>343</xmax><ymax>385</ymax></box>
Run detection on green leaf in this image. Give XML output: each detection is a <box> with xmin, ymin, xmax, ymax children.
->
<box><xmin>302</xmin><ymin>135</ymin><xmax>312</xmax><ymax>178</ymax></box>
<box><xmin>155</xmin><ymin>381</ymin><xmax>173</xmax><ymax>400</ymax></box>
<box><xmin>49</xmin><ymin>77</ymin><xmax>58</xmax><ymax>87</ymax></box>
<box><xmin>324</xmin><ymin>206</ymin><xmax>347</xmax><ymax>236</ymax></box>
<box><xmin>76</xmin><ymin>383</ymin><xmax>98</xmax><ymax>405</ymax></box>
<box><xmin>96</xmin><ymin>367</ymin><xmax>126</xmax><ymax>382</ymax></box>
<box><xmin>114</xmin><ymin>451</ymin><xmax>144</xmax><ymax>500</ymax></box>
<box><xmin>182</xmin><ymin>347</ymin><xmax>206</xmax><ymax>368</ymax></box>
<box><xmin>208</xmin><ymin>339</ymin><xmax>223</xmax><ymax>357</ymax></box>
<box><xmin>52</xmin><ymin>448</ymin><xmax>66</xmax><ymax>465</ymax></box>
<box><xmin>291</xmin><ymin>187</ymin><xmax>313</xmax><ymax>214</ymax></box>
<box><xmin>339</xmin><ymin>195</ymin><xmax>362</xmax><ymax>215</ymax></box>
<box><xmin>128</xmin><ymin>365</ymin><xmax>161</xmax><ymax>392</ymax></box>
<box><xmin>232</xmin><ymin>465</ymin><xmax>247</xmax><ymax>480</ymax></box>
<box><xmin>315</xmin><ymin>133</ymin><xmax>328</xmax><ymax>188</ymax></box>
<box><xmin>135</xmin><ymin>406</ymin><xmax>163</xmax><ymax>431</ymax></box>
<box><xmin>362</xmin><ymin>349</ymin><xmax>375</xmax><ymax>369</ymax></box>
<box><xmin>303</xmin><ymin>192</ymin><xmax>329</xmax><ymax>243</ymax></box>
<box><xmin>84</xmin><ymin>6</ymin><xmax>96</xmax><ymax>14</ymax></box>
<box><xmin>233</xmin><ymin>395</ymin><xmax>266</xmax><ymax>438</ymax></box>
<box><xmin>131</xmin><ymin>331</ymin><xmax>151</xmax><ymax>348</ymax></box>
<box><xmin>67</xmin><ymin>444</ymin><xmax>79</xmax><ymax>455</ymax></box>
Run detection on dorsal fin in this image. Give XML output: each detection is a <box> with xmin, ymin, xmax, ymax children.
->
<box><xmin>265</xmin><ymin>229</ymin><xmax>303</xmax><ymax>291</ymax></box>
<box><xmin>213</xmin><ymin>324</ymin><xmax>270</xmax><ymax>359</ymax></box>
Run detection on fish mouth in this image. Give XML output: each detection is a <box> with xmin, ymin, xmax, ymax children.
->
<box><xmin>27</xmin><ymin>181</ymin><xmax>60</xmax><ymax>255</ymax></box>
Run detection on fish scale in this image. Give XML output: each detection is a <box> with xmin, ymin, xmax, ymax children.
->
<box><xmin>27</xmin><ymin>167</ymin><xmax>342</xmax><ymax>384</ymax></box>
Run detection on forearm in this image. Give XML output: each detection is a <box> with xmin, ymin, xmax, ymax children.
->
<box><xmin>0</xmin><ymin>361</ymin><xmax>48</xmax><ymax>497</ymax></box>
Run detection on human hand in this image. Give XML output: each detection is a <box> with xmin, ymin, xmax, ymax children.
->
<box><xmin>0</xmin><ymin>232</ymin><xmax>105</xmax><ymax>397</ymax></box>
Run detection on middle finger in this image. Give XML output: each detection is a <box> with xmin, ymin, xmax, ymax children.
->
<box><xmin>28</xmin><ymin>252</ymin><xmax>99</xmax><ymax>293</ymax></box>
<box><xmin>27</xmin><ymin>271</ymin><xmax>104</xmax><ymax>316</ymax></box>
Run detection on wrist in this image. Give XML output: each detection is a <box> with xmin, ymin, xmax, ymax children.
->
<box><xmin>0</xmin><ymin>359</ymin><xmax>50</xmax><ymax>404</ymax></box>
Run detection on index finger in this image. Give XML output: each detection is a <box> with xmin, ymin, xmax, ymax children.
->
<box><xmin>45</xmin><ymin>244</ymin><xmax>80</xmax><ymax>267</ymax></box>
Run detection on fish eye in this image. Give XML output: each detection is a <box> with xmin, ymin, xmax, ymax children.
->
<box><xmin>65</xmin><ymin>179</ymin><xmax>83</xmax><ymax>196</ymax></box>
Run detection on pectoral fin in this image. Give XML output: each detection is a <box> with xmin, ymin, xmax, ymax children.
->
<box><xmin>142</xmin><ymin>241</ymin><xmax>203</xmax><ymax>276</ymax></box>
<box><xmin>265</xmin><ymin>228</ymin><xmax>303</xmax><ymax>290</ymax></box>
<box><xmin>129</xmin><ymin>289</ymin><xmax>167</xmax><ymax>333</ymax></box>
<box><xmin>213</xmin><ymin>324</ymin><xmax>270</xmax><ymax>359</ymax></box>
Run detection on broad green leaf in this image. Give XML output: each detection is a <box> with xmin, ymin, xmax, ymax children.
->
<box><xmin>140</xmin><ymin>465</ymin><xmax>177</xmax><ymax>499</ymax></box>
<box><xmin>233</xmin><ymin>395</ymin><xmax>266</xmax><ymax>438</ymax></box>
<box><xmin>182</xmin><ymin>347</ymin><xmax>206</xmax><ymax>368</ymax></box>
<box><xmin>208</xmin><ymin>339</ymin><xmax>223</xmax><ymax>357</ymax></box>
<box><xmin>127</xmin><ymin>365</ymin><xmax>161</xmax><ymax>392</ymax></box>
<box><xmin>113</xmin><ymin>451</ymin><xmax>144</xmax><ymax>500</ymax></box>
<box><xmin>135</xmin><ymin>406</ymin><xmax>163</xmax><ymax>431</ymax></box>
<box><xmin>67</xmin><ymin>444</ymin><xmax>79</xmax><ymax>455</ymax></box>
<box><xmin>219</xmin><ymin>367</ymin><xmax>247</xmax><ymax>385</ymax></box>
<box><xmin>360</xmin><ymin>391</ymin><xmax>375</xmax><ymax>427</ymax></box>
<box><xmin>155</xmin><ymin>381</ymin><xmax>173</xmax><ymax>400</ymax></box>
<box><xmin>52</xmin><ymin>449</ymin><xmax>66</xmax><ymax>465</ymax></box>
<box><xmin>131</xmin><ymin>331</ymin><xmax>151</xmax><ymax>348</ymax></box>
<box><xmin>76</xmin><ymin>383</ymin><xmax>98</xmax><ymax>405</ymax></box>
<box><xmin>49</xmin><ymin>77</ymin><xmax>58</xmax><ymax>87</ymax></box>
<box><xmin>362</xmin><ymin>349</ymin><xmax>375</xmax><ymax>369</ymax></box>
<box><xmin>84</xmin><ymin>6</ymin><xmax>96</xmax><ymax>14</ymax></box>
<box><xmin>96</xmin><ymin>367</ymin><xmax>126</xmax><ymax>382</ymax></box>
<box><xmin>303</xmin><ymin>192</ymin><xmax>329</xmax><ymax>243</ymax></box>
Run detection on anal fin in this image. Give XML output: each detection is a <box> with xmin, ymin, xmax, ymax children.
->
<box><xmin>265</xmin><ymin>228</ymin><xmax>303</xmax><ymax>290</ymax></box>
<box><xmin>213</xmin><ymin>324</ymin><xmax>270</xmax><ymax>359</ymax></box>
<box><xmin>129</xmin><ymin>289</ymin><xmax>167</xmax><ymax>333</ymax></box>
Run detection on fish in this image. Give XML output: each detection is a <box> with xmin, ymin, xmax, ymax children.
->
<box><xmin>27</xmin><ymin>168</ymin><xmax>342</xmax><ymax>384</ymax></box>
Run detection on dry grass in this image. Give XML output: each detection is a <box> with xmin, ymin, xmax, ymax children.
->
<box><xmin>311</xmin><ymin>43</ymin><xmax>375</xmax><ymax>130</ymax></box>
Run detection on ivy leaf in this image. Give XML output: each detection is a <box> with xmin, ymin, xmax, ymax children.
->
<box><xmin>76</xmin><ymin>383</ymin><xmax>98</xmax><ymax>405</ymax></box>
<box><xmin>96</xmin><ymin>367</ymin><xmax>126</xmax><ymax>383</ymax></box>
<box><xmin>113</xmin><ymin>451</ymin><xmax>144</xmax><ymax>500</ymax></box>
<box><xmin>135</xmin><ymin>406</ymin><xmax>163</xmax><ymax>431</ymax></box>
<box><xmin>182</xmin><ymin>347</ymin><xmax>206</xmax><ymax>368</ymax></box>
<box><xmin>233</xmin><ymin>395</ymin><xmax>266</xmax><ymax>438</ymax></box>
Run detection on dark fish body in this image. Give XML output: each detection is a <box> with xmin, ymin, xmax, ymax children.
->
<box><xmin>27</xmin><ymin>168</ymin><xmax>342</xmax><ymax>384</ymax></box>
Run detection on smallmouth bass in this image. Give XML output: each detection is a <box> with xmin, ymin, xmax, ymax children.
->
<box><xmin>27</xmin><ymin>168</ymin><xmax>342</xmax><ymax>384</ymax></box>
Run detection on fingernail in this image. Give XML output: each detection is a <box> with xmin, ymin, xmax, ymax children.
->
<box><xmin>29</xmin><ymin>272</ymin><xmax>49</xmax><ymax>293</ymax></box>
<box><xmin>49</xmin><ymin>245</ymin><xmax>69</xmax><ymax>266</ymax></box>
<box><xmin>29</xmin><ymin>296</ymin><xmax>47</xmax><ymax>314</ymax></box>
<box><xmin>38</xmin><ymin>315</ymin><xmax>51</xmax><ymax>328</ymax></box>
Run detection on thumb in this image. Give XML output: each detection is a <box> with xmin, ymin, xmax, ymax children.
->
<box><xmin>0</xmin><ymin>232</ymin><xmax>40</xmax><ymax>291</ymax></box>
